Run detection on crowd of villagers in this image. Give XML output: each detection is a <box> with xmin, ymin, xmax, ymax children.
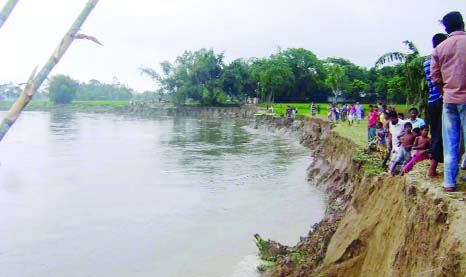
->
<box><xmin>321</xmin><ymin>11</ymin><xmax>466</xmax><ymax>192</ymax></box>
<box><xmin>320</xmin><ymin>102</ymin><xmax>430</xmax><ymax>176</ymax></box>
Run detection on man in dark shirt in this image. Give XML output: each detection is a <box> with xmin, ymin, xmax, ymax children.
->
<box><xmin>425</xmin><ymin>33</ymin><xmax>448</xmax><ymax>177</ymax></box>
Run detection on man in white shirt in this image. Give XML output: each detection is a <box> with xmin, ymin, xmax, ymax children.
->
<box><xmin>406</xmin><ymin>107</ymin><xmax>426</xmax><ymax>129</ymax></box>
<box><xmin>388</xmin><ymin>111</ymin><xmax>406</xmax><ymax>171</ymax></box>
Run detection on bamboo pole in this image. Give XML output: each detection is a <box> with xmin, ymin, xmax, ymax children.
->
<box><xmin>0</xmin><ymin>0</ymin><xmax>19</xmax><ymax>30</ymax></box>
<box><xmin>0</xmin><ymin>0</ymin><xmax>99</xmax><ymax>142</ymax></box>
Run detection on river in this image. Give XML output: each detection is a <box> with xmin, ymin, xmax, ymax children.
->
<box><xmin>0</xmin><ymin>111</ymin><xmax>325</xmax><ymax>277</ymax></box>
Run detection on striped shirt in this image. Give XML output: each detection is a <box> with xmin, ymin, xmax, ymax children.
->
<box><xmin>424</xmin><ymin>57</ymin><xmax>442</xmax><ymax>104</ymax></box>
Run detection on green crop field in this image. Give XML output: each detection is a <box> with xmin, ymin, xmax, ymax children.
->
<box><xmin>259</xmin><ymin>102</ymin><xmax>414</xmax><ymax>117</ymax></box>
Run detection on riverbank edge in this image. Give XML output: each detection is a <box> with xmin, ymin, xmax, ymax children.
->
<box><xmin>254</xmin><ymin>114</ymin><xmax>466</xmax><ymax>276</ymax></box>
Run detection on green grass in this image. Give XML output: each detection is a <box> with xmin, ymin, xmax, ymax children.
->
<box><xmin>0</xmin><ymin>100</ymin><xmax>131</xmax><ymax>108</ymax></box>
<box><xmin>259</xmin><ymin>102</ymin><xmax>414</xmax><ymax>117</ymax></box>
<box><xmin>0</xmin><ymin>100</ymin><xmax>50</xmax><ymax>108</ymax></box>
<box><xmin>333</xmin><ymin>119</ymin><xmax>370</xmax><ymax>149</ymax></box>
<box><xmin>258</xmin><ymin>102</ymin><xmax>418</xmax><ymax>149</ymax></box>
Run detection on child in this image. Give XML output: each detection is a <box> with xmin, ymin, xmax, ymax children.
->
<box><xmin>376</xmin><ymin>121</ymin><xmax>387</xmax><ymax>160</ymax></box>
<box><xmin>348</xmin><ymin>104</ymin><xmax>356</xmax><ymax>126</ymax></box>
<box><xmin>389</xmin><ymin>122</ymin><xmax>416</xmax><ymax>175</ymax></box>
<box><xmin>401</xmin><ymin>125</ymin><xmax>431</xmax><ymax>174</ymax></box>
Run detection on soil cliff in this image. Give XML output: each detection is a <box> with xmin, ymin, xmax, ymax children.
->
<box><xmin>254</xmin><ymin>114</ymin><xmax>466</xmax><ymax>277</ymax></box>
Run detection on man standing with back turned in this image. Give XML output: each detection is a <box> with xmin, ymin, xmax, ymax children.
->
<box><xmin>431</xmin><ymin>11</ymin><xmax>466</xmax><ymax>192</ymax></box>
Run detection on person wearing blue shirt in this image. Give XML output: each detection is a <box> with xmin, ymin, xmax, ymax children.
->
<box><xmin>425</xmin><ymin>33</ymin><xmax>448</xmax><ymax>177</ymax></box>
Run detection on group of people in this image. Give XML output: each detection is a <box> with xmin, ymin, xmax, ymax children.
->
<box><xmin>325</xmin><ymin>102</ymin><xmax>364</xmax><ymax>125</ymax></box>
<box><xmin>368</xmin><ymin>106</ymin><xmax>428</xmax><ymax>176</ymax></box>
<box><xmin>285</xmin><ymin>105</ymin><xmax>298</xmax><ymax>118</ymax></box>
<box><xmin>372</xmin><ymin>11</ymin><xmax>466</xmax><ymax>192</ymax></box>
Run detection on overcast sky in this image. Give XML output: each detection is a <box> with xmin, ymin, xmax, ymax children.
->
<box><xmin>0</xmin><ymin>0</ymin><xmax>465</xmax><ymax>92</ymax></box>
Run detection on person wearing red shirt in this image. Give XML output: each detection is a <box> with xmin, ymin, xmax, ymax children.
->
<box><xmin>368</xmin><ymin>105</ymin><xmax>379</xmax><ymax>143</ymax></box>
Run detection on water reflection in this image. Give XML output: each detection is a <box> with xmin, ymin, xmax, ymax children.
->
<box><xmin>164</xmin><ymin>117</ymin><xmax>308</xmax><ymax>182</ymax></box>
<box><xmin>0</xmin><ymin>112</ymin><xmax>324</xmax><ymax>277</ymax></box>
<box><xmin>48</xmin><ymin>110</ymin><xmax>78</xmax><ymax>139</ymax></box>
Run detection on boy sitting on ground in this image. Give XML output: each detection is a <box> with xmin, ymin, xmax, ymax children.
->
<box><xmin>401</xmin><ymin>125</ymin><xmax>431</xmax><ymax>174</ymax></box>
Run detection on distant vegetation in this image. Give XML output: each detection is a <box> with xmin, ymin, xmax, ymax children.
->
<box><xmin>140</xmin><ymin>47</ymin><xmax>423</xmax><ymax>107</ymax></box>
<box><xmin>0</xmin><ymin>76</ymin><xmax>153</xmax><ymax>104</ymax></box>
<box><xmin>1</xmin><ymin>44</ymin><xmax>428</xmax><ymax>108</ymax></box>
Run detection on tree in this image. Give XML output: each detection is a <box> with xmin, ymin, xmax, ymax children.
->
<box><xmin>47</xmin><ymin>75</ymin><xmax>79</xmax><ymax>104</ymax></box>
<box><xmin>375</xmin><ymin>40</ymin><xmax>428</xmax><ymax>116</ymax></box>
<box><xmin>386</xmin><ymin>75</ymin><xmax>408</xmax><ymax>103</ymax></box>
<box><xmin>223</xmin><ymin>58</ymin><xmax>255</xmax><ymax>102</ymax></box>
<box><xmin>0</xmin><ymin>83</ymin><xmax>21</xmax><ymax>100</ymax></box>
<box><xmin>141</xmin><ymin>48</ymin><xmax>227</xmax><ymax>105</ymax></box>
<box><xmin>75</xmin><ymin>79</ymin><xmax>134</xmax><ymax>100</ymax></box>
<box><xmin>250</xmin><ymin>58</ymin><xmax>295</xmax><ymax>103</ymax></box>
<box><xmin>274</xmin><ymin>48</ymin><xmax>326</xmax><ymax>102</ymax></box>
<box><xmin>349</xmin><ymin>79</ymin><xmax>369</xmax><ymax>99</ymax></box>
<box><xmin>324</xmin><ymin>64</ymin><xmax>347</xmax><ymax>102</ymax></box>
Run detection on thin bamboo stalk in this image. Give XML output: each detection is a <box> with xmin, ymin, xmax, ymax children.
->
<box><xmin>0</xmin><ymin>0</ymin><xmax>99</xmax><ymax>142</ymax></box>
<box><xmin>0</xmin><ymin>0</ymin><xmax>19</xmax><ymax>30</ymax></box>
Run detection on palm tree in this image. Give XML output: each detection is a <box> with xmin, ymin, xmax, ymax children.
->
<box><xmin>375</xmin><ymin>41</ymin><xmax>429</xmax><ymax>117</ymax></box>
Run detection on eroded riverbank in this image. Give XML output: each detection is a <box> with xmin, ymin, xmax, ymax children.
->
<box><xmin>254</xmin><ymin>114</ymin><xmax>466</xmax><ymax>276</ymax></box>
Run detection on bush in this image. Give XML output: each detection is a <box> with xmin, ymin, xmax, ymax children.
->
<box><xmin>47</xmin><ymin>74</ymin><xmax>79</xmax><ymax>104</ymax></box>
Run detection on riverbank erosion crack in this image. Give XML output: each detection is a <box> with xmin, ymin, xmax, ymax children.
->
<box><xmin>254</xmin><ymin>114</ymin><xmax>466</xmax><ymax>277</ymax></box>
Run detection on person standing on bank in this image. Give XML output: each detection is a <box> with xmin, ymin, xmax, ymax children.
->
<box><xmin>431</xmin><ymin>11</ymin><xmax>466</xmax><ymax>192</ymax></box>
<box><xmin>406</xmin><ymin>107</ymin><xmax>425</xmax><ymax>129</ymax></box>
<box><xmin>425</xmin><ymin>33</ymin><xmax>448</xmax><ymax>177</ymax></box>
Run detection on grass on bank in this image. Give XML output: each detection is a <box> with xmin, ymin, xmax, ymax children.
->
<box><xmin>0</xmin><ymin>100</ymin><xmax>132</xmax><ymax>109</ymax></box>
<box><xmin>257</xmin><ymin>102</ymin><xmax>418</xmax><ymax>175</ymax></box>
<box><xmin>258</xmin><ymin>102</ymin><xmax>414</xmax><ymax>117</ymax></box>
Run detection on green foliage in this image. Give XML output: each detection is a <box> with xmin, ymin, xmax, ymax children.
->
<box><xmin>223</xmin><ymin>58</ymin><xmax>255</xmax><ymax>101</ymax></box>
<box><xmin>76</xmin><ymin>79</ymin><xmax>134</xmax><ymax>101</ymax></box>
<box><xmin>387</xmin><ymin>75</ymin><xmax>407</xmax><ymax>103</ymax></box>
<box><xmin>256</xmin><ymin>59</ymin><xmax>295</xmax><ymax>102</ymax></box>
<box><xmin>47</xmin><ymin>74</ymin><xmax>79</xmax><ymax>104</ymax></box>
<box><xmin>0</xmin><ymin>83</ymin><xmax>21</xmax><ymax>100</ymax></box>
<box><xmin>288</xmin><ymin>248</ymin><xmax>309</xmax><ymax>264</ymax></box>
<box><xmin>324</xmin><ymin>64</ymin><xmax>347</xmax><ymax>102</ymax></box>
<box><xmin>138</xmin><ymin>46</ymin><xmax>416</xmax><ymax>106</ymax></box>
<box><xmin>352</xmin><ymin>150</ymin><xmax>384</xmax><ymax>175</ymax></box>
<box><xmin>375</xmin><ymin>40</ymin><xmax>429</xmax><ymax>116</ymax></box>
<box><xmin>255</xmin><ymin>235</ymin><xmax>277</xmax><ymax>262</ymax></box>
<box><xmin>273</xmin><ymin>48</ymin><xmax>326</xmax><ymax>102</ymax></box>
<box><xmin>141</xmin><ymin>48</ymin><xmax>227</xmax><ymax>105</ymax></box>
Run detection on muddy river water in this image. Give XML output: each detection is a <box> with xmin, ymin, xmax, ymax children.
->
<box><xmin>0</xmin><ymin>111</ymin><xmax>324</xmax><ymax>277</ymax></box>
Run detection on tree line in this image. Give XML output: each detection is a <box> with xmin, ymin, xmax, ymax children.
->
<box><xmin>140</xmin><ymin>46</ymin><xmax>425</xmax><ymax>107</ymax></box>
<box><xmin>0</xmin><ymin>44</ymin><xmax>427</xmax><ymax>107</ymax></box>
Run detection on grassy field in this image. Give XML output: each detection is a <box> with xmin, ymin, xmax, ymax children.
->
<box><xmin>258</xmin><ymin>102</ymin><xmax>420</xmax><ymax>149</ymax></box>
<box><xmin>0</xmin><ymin>100</ymin><xmax>50</xmax><ymax>108</ymax></box>
<box><xmin>259</xmin><ymin>102</ymin><xmax>414</xmax><ymax>117</ymax></box>
<box><xmin>332</xmin><ymin>119</ymin><xmax>370</xmax><ymax>148</ymax></box>
<box><xmin>0</xmin><ymin>100</ymin><xmax>131</xmax><ymax>108</ymax></box>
